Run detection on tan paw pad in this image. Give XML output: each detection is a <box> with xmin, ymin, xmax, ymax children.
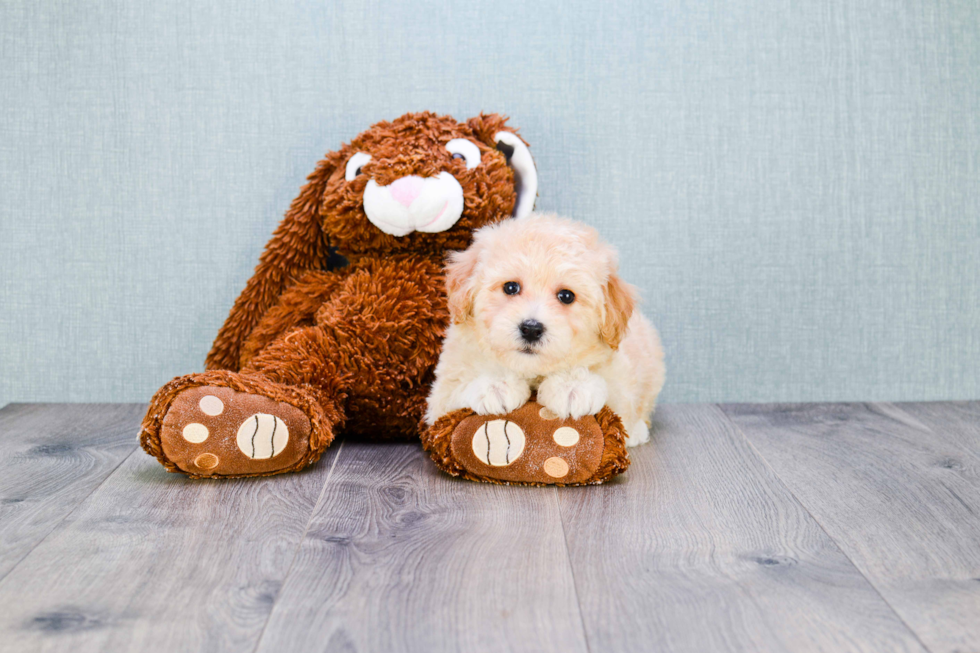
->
<box><xmin>199</xmin><ymin>395</ymin><xmax>224</xmax><ymax>416</ymax></box>
<box><xmin>449</xmin><ymin>402</ymin><xmax>606</xmax><ymax>485</ymax></box>
<box><xmin>182</xmin><ymin>423</ymin><xmax>209</xmax><ymax>443</ymax></box>
<box><xmin>159</xmin><ymin>384</ymin><xmax>313</xmax><ymax>477</ymax></box>
<box><xmin>472</xmin><ymin>420</ymin><xmax>526</xmax><ymax>466</ymax></box>
<box><xmin>553</xmin><ymin>426</ymin><xmax>580</xmax><ymax>447</ymax></box>
<box><xmin>236</xmin><ymin>414</ymin><xmax>289</xmax><ymax>459</ymax></box>
<box><xmin>543</xmin><ymin>457</ymin><xmax>569</xmax><ymax>478</ymax></box>
<box><xmin>195</xmin><ymin>453</ymin><xmax>219</xmax><ymax>470</ymax></box>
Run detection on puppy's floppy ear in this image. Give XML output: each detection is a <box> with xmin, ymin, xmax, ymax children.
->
<box><xmin>467</xmin><ymin>114</ymin><xmax>537</xmax><ymax>219</ymax></box>
<box><xmin>206</xmin><ymin>149</ymin><xmax>345</xmax><ymax>371</ymax></box>
<box><xmin>445</xmin><ymin>241</ymin><xmax>482</xmax><ymax>324</ymax></box>
<box><xmin>600</xmin><ymin>273</ymin><xmax>637</xmax><ymax>350</ymax></box>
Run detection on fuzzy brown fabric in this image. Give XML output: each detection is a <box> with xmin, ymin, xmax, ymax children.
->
<box><xmin>140</xmin><ymin>111</ymin><xmax>634</xmax><ymax>483</ymax></box>
<box><xmin>421</xmin><ymin>400</ymin><xmax>631</xmax><ymax>486</ymax></box>
<box><xmin>141</xmin><ymin>112</ymin><xmax>529</xmax><ymax>476</ymax></box>
<box><xmin>205</xmin><ymin>112</ymin><xmax>522</xmax><ymax>372</ymax></box>
<box><xmin>140</xmin><ymin>370</ymin><xmax>335</xmax><ymax>478</ymax></box>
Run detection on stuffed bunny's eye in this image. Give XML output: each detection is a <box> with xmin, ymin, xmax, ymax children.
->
<box><xmin>345</xmin><ymin>152</ymin><xmax>372</xmax><ymax>181</ymax></box>
<box><xmin>446</xmin><ymin>139</ymin><xmax>481</xmax><ymax>170</ymax></box>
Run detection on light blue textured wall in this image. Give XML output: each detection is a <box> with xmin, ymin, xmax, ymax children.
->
<box><xmin>1</xmin><ymin>0</ymin><xmax>978</xmax><ymax>407</ymax></box>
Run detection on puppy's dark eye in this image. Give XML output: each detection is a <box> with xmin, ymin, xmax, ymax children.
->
<box><xmin>557</xmin><ymin>289</ymin><xmax>575</xmax><ymax>304</ymax></box>
<box><xmin>452</xmin><ymin>152</ymin><xmax>465</xmax><ymax>160</ymax></box>
<box><xmin>503</xmin><ymin>281</ymin><xmax>521</xmax><ymax>295</ymax></box>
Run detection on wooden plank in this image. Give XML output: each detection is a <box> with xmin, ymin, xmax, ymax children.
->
<box><xmin>0</xmin><ymin>437</ymin><xmax>340</xmax><ymax>652</ymax></box>
<box><xmin>0</xmin><ymin>403</ymin><xmax>142</xmax><ymax>581</ymax></box>
<box><xmin>254</xmin><ymin>441</ymin><xmax>589</xmax><ymax>653</ymax></box>
<box><xmin>559</xmin><ymin>404</ymin><xmax>926</xmax><ymax>653</ymax></box>
<box><xmin>893</xmin><ymin>401</ymin><xmax>980</xmax><ymax>455</ymax></box>
<box><xmin>723</xmin><ymin>402</ymin><xmax>980</xmax><ymax>653</ymax></box>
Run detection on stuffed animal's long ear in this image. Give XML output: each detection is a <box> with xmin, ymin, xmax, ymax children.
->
<box><xmin>205</xmin><ymin>151</ymin><xmax>342</xmax><ymax>371</ymax></box>
<box><xmin>468</xmin><ymin>114</ymin><xmax>538</xmax><ymax>219</ymax></box>
<box><xmin>445</xmin><ymin>242</ymin><xmax>482</xmax><ymax>325</ymax></box>
<box><xmin>600</xmin><ymin>273</ymin><xmax>637</xmax><ymax>350</ymax></box>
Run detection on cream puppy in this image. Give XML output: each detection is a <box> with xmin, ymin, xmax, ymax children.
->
<box><xmin>425</xmin><ymin>212</ymin><xmax>665</xmax><ymax>446</ymax></box>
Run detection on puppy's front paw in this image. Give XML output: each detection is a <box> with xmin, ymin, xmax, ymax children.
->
<box><xmin>624</xmin><ymin>420</ymin><xmax>650</xmax><ymax>447</ymax></box>
<box><xmin>538</xmin><ymin>368</ymin><xmax>608</xmax><ymax>419</ymax></box>
<box><xmin>462</xmin><ymin>375</ymin><xmax>532</xmax><ymax>416</ymax></box>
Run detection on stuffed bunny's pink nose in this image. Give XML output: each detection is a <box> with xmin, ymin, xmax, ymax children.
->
<box><xmin>389</xmin><ymin>176</ymin><xmax>424</xmax><ymax>207</ymax></box>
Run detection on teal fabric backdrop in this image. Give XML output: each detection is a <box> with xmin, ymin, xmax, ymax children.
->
<box><xmin>1</xmin><ymin>0</ymin><xmax>978</xmax><ymax>407</ymax></box>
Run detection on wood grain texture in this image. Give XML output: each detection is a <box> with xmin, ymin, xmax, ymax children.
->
<box><xmin>4</xmin><ymin>403</ymin><xmax>980</xmax><ymax>653</ymax></box>
<box><xmin>559</xmin><ymin>404</ymin><xmax>926</xmax><ymax>653</ymax></box>
<box><xmin>893</xmin><ymin>401</ymin><xmax>980</xmax><ymax>457</ymax></box>
<box><xmin>0</xmin><ymin>439</ymin><xmax>340</xmax><ymax>652</ymax></box>
<box><xmin>0</xmin><ymin>403</ymin><xmax>142</xmax><ymax>581</ymax></box>
<box><xmin>723</xmin><ymin>402</ymin><xmax>980</xmax><ymax>653</ymax></box>
<box><xmin>255</xmin><ymin>441</ymin><xmax>589</xmax><ymax>653</ymax></box>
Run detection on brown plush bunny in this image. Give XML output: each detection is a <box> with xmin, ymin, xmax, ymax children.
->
<box><xmin>140</xmin><ymin>112</ymin><xmax>629</xmax><ymax>484</ymax></box>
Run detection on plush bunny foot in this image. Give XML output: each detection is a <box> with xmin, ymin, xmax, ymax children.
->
<box><xmin>140</xmin><ymin>371</ymin><xmax>335</xmax><ymax>478</ymax></box>
<box><xmin>421</xmin><ymin>400</ymin><xmax>631</xmax><ymax>486</ymax></box>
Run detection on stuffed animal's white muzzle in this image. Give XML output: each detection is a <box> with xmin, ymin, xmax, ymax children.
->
<box><xmin>362</xmin><ymin>172</ymin><xmax>464</xmax><ymax>237</ymax></box>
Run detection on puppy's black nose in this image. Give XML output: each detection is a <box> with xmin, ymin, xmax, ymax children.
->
<box><xmin>519</xmin><ymin>319</ymin><xmax>545</xmax><ymax>343</ymax></box>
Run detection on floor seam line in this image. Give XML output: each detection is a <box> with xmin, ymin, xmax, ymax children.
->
<box><xmin>250</xmin><ymin>439</ymin><xmax>346</xmax><ymax>653</ymax></box>
<box><xmin>0</xmin><ymin>442</ymin><xmax>139</xmax><ymax>588</ymax></box>
<box><xmin>555</xmin><ymin>486</ymin><xmax>594</xmax><ymax>653</ymax></box>
<box><xmin>715</xmin><ymin>404</ymin><xmax>935</xmax><ymax>653</ymax></box>
<box><xmin>884</xmin><ymin>401</ymin><xmax>980</xmax><ymax>468</ymax></box>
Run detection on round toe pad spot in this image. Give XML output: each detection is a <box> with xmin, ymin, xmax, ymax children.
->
<box><xmin>553</xmin><ymin>426</ymin><xmax>580</xmax><ymax>447</ymax></box>
<box><xmin>195</xmin><ymin>453</ymin><xmax>219</xmax><ymax>470</ymax></box>
<box><xmin>543</xmin><ymin>457</ymin><xmax>570</xmax><ymax>478</ymax></box>
<box><xmin>182</xmin><ymin>423</ymin><xmax>209</xmax><ymax>443</ymax></box>
<box><xmin>199</xmin><ymin>395</ymin><xmax>224</xmax><ymax>416</ymax></box>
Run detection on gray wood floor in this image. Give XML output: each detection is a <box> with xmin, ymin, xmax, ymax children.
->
<box><xmin>0</xmin><ymin>402</ymin><xmax>977</xmax><ymax>653</ymax></box>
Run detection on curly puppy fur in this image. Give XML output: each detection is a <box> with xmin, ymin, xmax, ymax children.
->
<box><xmin>425</xmin><ymin>213</ymin><xmax>665</xmax><ymax>446</ymax></box>
<box><xmin>141</xmin><ymin>113</ymin><xmax>527</xmax><ymax>473</ymax></box>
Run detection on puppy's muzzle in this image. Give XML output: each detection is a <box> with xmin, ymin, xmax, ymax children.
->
<box><xmin>519</xmin><ymin>319</ymin><xmax>546</xmax><ymax>343</ymax></box>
